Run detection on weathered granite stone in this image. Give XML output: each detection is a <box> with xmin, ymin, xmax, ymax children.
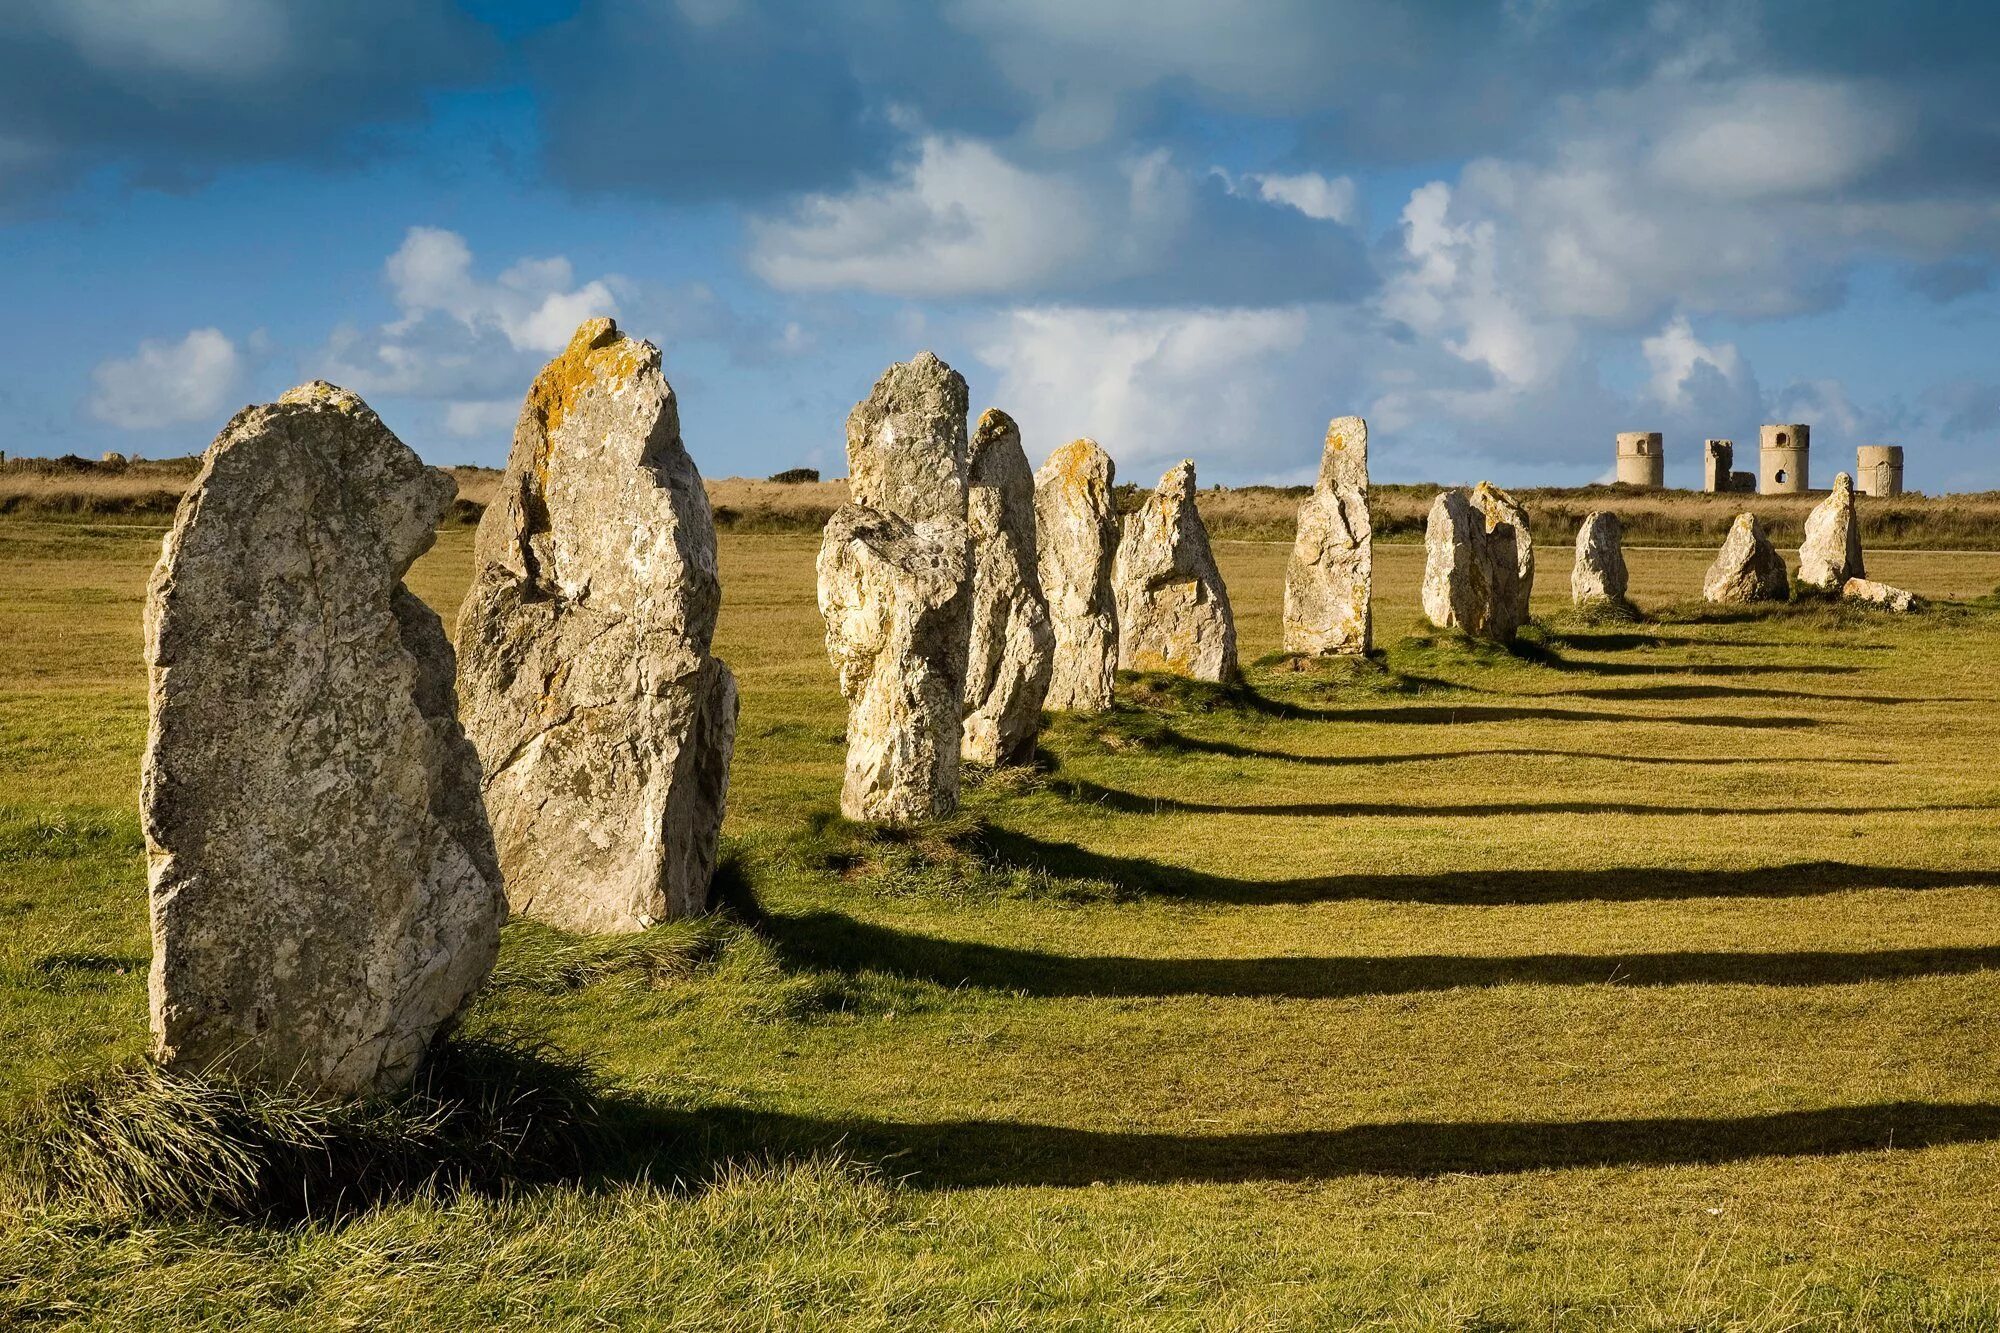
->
<box><xmin>1034</xmin><ymin>438</ymin><xmax>1120</xmax><ymax>711</ymax></box>
<box><xmin>1471</xmin><ymin>481</ymin><xmax>1534</xmax><ymax>636</ymax></box>
<box><xmin>1798</xmin><ymin>471</ymin><xmax>1865</xmax><ymax>590</ymax></box>
<box><xmin>1422</xmin><ymin>486</ymin><xmax>1530</xmax><ymax>641</ymax></box>
<box><xmin>1703</xmin><ymin>513</ymin><xmax>1791</xmax><ymax>603</ymax></box>
<box><xmin>819</xmin><ymin>505</ymin><xmax>971</xmax><ymax>821</ymax></box>
<box><xmin>820</xmin><ymin>352</ymin><xmax>973</xmax><ymax>822</ymax></box>
<box><xmin>456</xmin><ymin>319</ymin><xmax>737</xmax><ymax>933</ymax></box>
<box><xmin>1842</xmin><ymin>577</ymin><xmax>1922</xmax><ymax>612</ymax></box>
<box><xmin>1113</xmin><ymin>460</ymin><xmax>1237</xmax><ymax>681</ymax></box>
<box><xmin>845</xmin><ymin>350</ymin><xmax>970</xmax><ymax>527</ymax></box>
<box><xmin>1571</xmin><ymin>510</ymin><xmax>1630</xmax><ymax>606</ymax></box>
<box><xmin>1283</xmin><ymin>416</ymin><xmax>1372</xmax><ymax>655</ymax></box>
<box><xmin>142</xmin><ymin>381</ymin><xmax>504</xmax><ymax>1095</ymax></box>
<box><xmin>962</xmin><ymin>409</ymin><xmax>1054</xmax><ymax>766</ymax></box>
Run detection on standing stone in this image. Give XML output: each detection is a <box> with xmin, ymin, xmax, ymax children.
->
<box><xmin>1570</xmin><ymin>510</ymin><xmax>1630</xmax><ymax>607</ymax></box>
<box><xmin>820</xmin><ymin>353</ymin><xmax>971</xmax><ymax>822</ymax></box>
<box><xmin>1034</xmin><ymin>439</ymin><xmax>1120</xmax><ymax>712</ymax></box>
<box><xmin>1798</xmin><ymin>471</ymin><xmax>1865</xmax><ymax>591</ymax></box>
<box><xmin>1113</xmin><ymin>460</ymin><xmax>1238</xmax><ymax>681</ymax></box>
<box><xmin>1422</xmin><ymin>485</ymin><xmax>1530</xmax><ymax>642</ymax></box>
<box><xmin>819</xmin><ymin>506</ymin><xmax>971</xmax><ymax>822</ymax></box>
<box><xmin>142</xmin><ymin>382</ymin><xmax>504</xmax><ymax>1096</ymax></box>
<box><xmin>962</xmin><ymin>410</ymin><xmax>1054</xmax><ymax>766</ymax></box>
<box><xmin>1703</xmin><ymin>513</ymin><xmax>1791</xmax><ymax>603</ymax></box>
<box><xmin>1283</xmin><ymin>416</ymin><xmax>1373</xmax><ymax>655</ymax></box>
<box><xmin>456</xmin><ymin>318</ymin><xmax>737</xmax><ymax>933</ymax></box>
<box><xmin>1471</xmin><ymin>481</ymin><xmax>1535</xmax><ymax>637</ymax></box>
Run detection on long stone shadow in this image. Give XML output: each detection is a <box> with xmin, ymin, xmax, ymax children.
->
<box><xmin>756</xmin><ymin>911</ymin><xmax>2000</xmax><ymax>1000</ymax></box>
<box><xmin>630</xmin><ymin>1101</ymin><xmax>2000</xmax><ymax>1189</ymax></box>
<box><xmin>1537</xmin><ymin>631</ymin><xmax>1894</xmax><ymax>653</ymax></box>
<box><xmin>972</xmin><ymin>831</ymin><xmax>1998</xmax><ymax>905</ymax></box>
<box><xmin>1045</xmin><ymin>776</ymin><xmax>1986</xmax><ymax>821</ymax></box>
<box><xmin>1136</xmin><ymin>731</ymin><xmax>1895</xmax><ymax>768</ymax></box>
<box><xmin>1241</xmin><ymin>699</ymin><xmax>1820</xmax><ymax>729</ymax></box>
<box><xmin>1534</xmin><ymin>682</ymin><xmax>1973</xmax><ymax>706</ymax></box>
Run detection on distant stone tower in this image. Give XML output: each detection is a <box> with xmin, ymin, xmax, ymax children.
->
<box><xmin>1759</xmin><ymin>424</ymin><xmax>1809</xmax><ymax>494</ymax></box>
<box><xmin>1702</xmin><ymin>440</ymin><xmax>1733</xmax><ymax>493</ymax></box>
<box><xmin>1615</xmin><ymin>432</ymin><xmax>1665</xmax><ymax>488</ymax></box>
<box><xmin>1856</xmin><ymin>445</ymin><xmax>1904</xmax><ymax>497</ymax></box>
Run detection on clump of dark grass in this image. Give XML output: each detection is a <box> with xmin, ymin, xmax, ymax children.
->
<box><xmin>5</xmin><ymin>1033</ymin><xmax>607</xmax><ymax>1221</ymax></box>
<box><xmin>486</xmin><ymin>915</ymin><xmax>740</xmax><ymax>994</ymax></box>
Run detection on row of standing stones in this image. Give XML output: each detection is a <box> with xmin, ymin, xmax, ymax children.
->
<box><xmin>136</xmin><ymin>323</ymin><xmax>1921</xmax><ymax>1098</ymax></box>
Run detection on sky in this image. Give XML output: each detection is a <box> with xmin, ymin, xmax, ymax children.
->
<box><xmin>2</xmin><ymin>0</ymin><xmax>1998</xmax><ymax>492</ymax></box>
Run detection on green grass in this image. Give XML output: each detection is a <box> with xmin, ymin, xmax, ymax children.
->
<box><xmin>3</xmin><ymin>517</ymin><xmax>2000</xmax><ymax>1328</ymax></box>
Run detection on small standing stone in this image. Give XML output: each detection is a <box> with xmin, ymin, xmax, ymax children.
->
<box><xmin>456</xmin><ymin>319</ymin><xmax>737</xmax><ymax>933</ymax></box>
<box><xmin>1112</xmin><ymin>460</ymin><xmax>1238</xmax><ymax>681</ymax></box>
<box><xmin>1472</xmin><ymin>481</ymin><xmax>1534</xmax><ymax>637</ymax></box>
<box><xmin>962</xmin><ymin>409</ymin><xmax>1054</xmax><ymax>766</ymax></box>
<box><xmin>1283</xmin><ymin>416</ymin><xmax>1373</xmax><ymax>655</ymax></box>
<box><xmin>819</xmin><ymin>353</ymin><xmax>972</xmax><ymax>822</ymax></box>
<box><xmin>1034</xmin><ymin>439</ymin><xmax>1120</xmax><ymax>711</ymax></box>
<box><xmin>1422</xmin><ymin>484</ymin><xmax>1531</xmax><ymax>642</ymax></box>
<box><xmin>143</xmin><ymin>382</ymin><xmax>504</xmax><ymax>1096</ymax></box>
<box><xmin>1703</xmin><ymin>513</ymin><xmax>1791</xmax><ymax>603</ymax></box>
<box><xmin>1798</xmin><ymin>471</ymin><xmax>1865</xmax><ymax>591</ymax></box>
<box><xmin>1570</xmin><ymin>510</ymin><xmax>1630</xmax><ymax>607</ymax></box>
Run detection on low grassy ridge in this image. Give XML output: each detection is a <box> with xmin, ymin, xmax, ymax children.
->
<box><xmin>10</xmin><ymin>453</ymin><xmax>2000</xmax><ymax>549</ymax></box>
<box><xmin>4</xmin><ymin>516</ymin><xmax>2000</xmax><ymax>1328</ymax></box>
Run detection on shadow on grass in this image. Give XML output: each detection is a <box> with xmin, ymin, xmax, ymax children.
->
<box><xmin>623</xmin><ymin>1099</ymin><xmax>2000</xmax><ymax>1189</ymax></box>
<box><xmin>1110</xmin><ymin>729</ymin><xmax>1894</xmax><ymax>768</ymax></box>
<box><xmin>962</xmin><ymin>830</ymin><xmax>1998</xmax><ymax>905</ymax></box>
<box><xmin>1040</xmin><ymin>776</ymin><xmax>1989</xmax><ymax>821</ymax></box>
<box><xmin>1522</xmin><ymin>682</ymin><xmax>1971</xmax><ymax>706</ymax></box>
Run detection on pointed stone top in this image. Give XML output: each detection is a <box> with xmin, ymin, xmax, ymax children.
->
<box><xmin>1158</xmin><ymin>459</ymin><xmax>1197</xmax><ymax>502</ymax></box>
<box><xmin>523</xmin><ymin>317</ymin><xmax>659</xmax><ymax>438</ymax></box>
<box><xmin>277</xmin><ymin>380</ymin><xmax>374</xmax><ymax>417</ymax></box>
<box><xmin>972</xmin><ymin>407</ymin><xmax>1019</xmax><ymax>456</ymax></box>
<box><xmin>1317</xmin><ymin>416</ymin><xmax>1367</xmax><ymax>493</ymax></box>
<box><xmin>1833</xmin><ymin>471</ymin><xmax>1855</xmax><ymax>496</ymax></box>
<box><xmin>846</xmin><ymin>351</ymin><xmax>969</xmax><ymax>526</ymax></box>
<box><xmin>1037</xmin><ymin>437</ymin><xmax>1114</xmax><ymax>494</ymax></box>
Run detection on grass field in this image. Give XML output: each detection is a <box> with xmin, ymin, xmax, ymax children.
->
<box><xmin>4</xmin><ymin>514</ymin><xmax>2000</xmax><ymax>1329</ymax></box>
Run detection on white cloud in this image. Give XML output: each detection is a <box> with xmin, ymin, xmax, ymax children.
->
<box><xmin>974</xmin><ymin>305</ymin><xmax>1312</xmax><ymax>479</ymax></box>
<box><xmin>1244</xmin><ymin>171</ymin><xmax>1355</xmax><ymax>223</ymax></box>
<box><xmin>1648</xmin><ymin>78</ymin><xmax>1906</xmax><ymax>200</ymax></box>
<box><xmin>747</xmin><ymin>136</ymin><xmax>1098</xmax><ymax>298</ymax></box>
<box><xmin>35</xmin><ymin>0</ymin><xmax>292</xmax><ymax>80</ymax></box>
<box><xmin>384</xmin><ymin>226</ymin><xmax>618</xmax><ymax>354</ymax></box>
<box><xmin>442</xmin><ymin>399</ymin><xmax>519</xmax><ymax>440</ymax></box>
<box><xmin>89</xmin><ymin>327</ymin><xmax>241</xmax><ymax>430</ymax></box>
<box><xmin>1641</xmin><ymin>315</ymin><xmax>1746</xmax><ymax>408</ymax></box>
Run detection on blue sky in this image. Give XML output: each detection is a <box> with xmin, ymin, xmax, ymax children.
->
<box><xmin>3</xmin><ymin>0</ymin><xmax>1998</xmax><ymax>492</ymax></box>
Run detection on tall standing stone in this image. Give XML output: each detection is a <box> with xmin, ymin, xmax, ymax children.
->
<box><xmin>1034</xmin><ymin>439</ymin><xmax>1120</xmax><ymax>712</ymax></box>
<box><xmin>1571</xmin><ymin>510</ymin><xmax>1630</xmax><ymax>607</ymax></box>
<box><xmin>961</xmin><ymin>409</ymin><xmax>1054</xmax><ymax>766</ymax></box>
<box><xmin>143</xmin><ymin>382</ymin><xmax>504</xmax><ymax>1095</ymax></box>
<box><xmin>1798</xmin><ymin>471</ymin><xmax>1865</xmax><ymax>591</ymax></box>
<box><xmin>456</xmin><ymin>319</ymin><xmax>737</xmax><ymax>933</ymax></box>
<box><xmin>1422</xmin><ymin>484</ymin><xmax>1530</xmax><ymax>642</ymax></box>
<box><xmin>1113</xmin><ymin>460</ymin><xmax>1238</xmax><ymax>681</ymax></box>
<box><xmin>1703</xmin><ymin>513</ymin><xmax>1791</xmax><ymax>603</ymax></box>
<box><xmin>819</xmin><ymin>353</ymin><xmax>971</xmax><ymax>823</ymax></box>
<box><xmin>1283</xmin><ymin>416</ymin><xmax>1372</xmax><ymax>655</ymax></box>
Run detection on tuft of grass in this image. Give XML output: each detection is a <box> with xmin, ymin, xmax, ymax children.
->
<box><xmin>4</xmin><ymin>1034</ymin><xmax>606</xmax><ymax>1221</ymax></box>
<box><xmin>486</xmin><ymin>915</ymin><xmax>740</xmax><ymax>994</ymax></box>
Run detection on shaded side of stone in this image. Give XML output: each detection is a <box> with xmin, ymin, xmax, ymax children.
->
<box><xmin>1033</xmin><ymin>439</ymin><xmax>1120</xmax><ymax>711</ymax></box>
<box><xmin>962</xmin><ymin>409</ymin><xmax>1054</xmax><ymax>766</ymax></box>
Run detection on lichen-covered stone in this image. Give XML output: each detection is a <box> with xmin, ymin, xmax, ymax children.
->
<box><xmin>1472</xmin><ymin>481</ymin><xmax>1535</xmax><ymax>636</ymax></box>
<box><xmin>962</xmin><ymin>409</ymin><xmax>1054</xmax><ymax>766</ymax></box>
<box><xmin>845</xmin><ymin>351</ymin><xmax>970</xmax><ymax>527</ymax></box>
<box><xmin>1842</xmin><ymin>577</ymin><xmax>1922</xmax><ymax>612</ymax></box>
<box><xmin>456</xmin><ymin>319</ymin><xmax>737</xmax><ymax>933</ymax></box>
<box><xmin>1798</xmin><ymin>471</ymin><xmax>1866</xmax><ymax>590</ymax></box>
<box><xmin>143</xmin><ymin>381</ymin><xmax>504</xmax><ymax>1095</ymax></box>
<box><xmin>1571</xmin><ymin>510</ymin><xmax>1630</xmax><ymax>606</ymax></box>
<box><xmin>1034</xmin><ymin>439</ymin><xmax>1120</xmax><ymax>712</ymax></box>
<box><xmin>1113</xmin><ymin>460</ymin><xmax>1237</xmax><ymax>681</ymax></box>
<box><xmin>1283</xmin><ymin>416</ymin><xmax>1372</xmax><ymax>655</ymax></box>
<box><xmin>1422</xmin><ymin>485</ymin><xmax>1529</xmax><ymax>641</ymax></box>
<box><xmin>819</xmin><ymin>505</ymin><xmax>971</xmax><ymax>821</ymax></box>
<box><xmin>1703</xmin><ymin>513</ymin><xmax>1791</xmax><ymax>603</ymax></box>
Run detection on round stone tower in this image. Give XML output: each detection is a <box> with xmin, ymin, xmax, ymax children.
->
<box><xmin>1856</xmin><ymin>445</ymin><xmax>1904</xmax><ymax>497</ymax></box>
<box><xmin>1759</xmin><ymin>424</ymin><xmax>1810</xmax><ymax>494</ymax></box>
<box><xmin>1615</xmin><ymin>432</ymin><xmax>1665</xmax><ymax>488</ymax></box>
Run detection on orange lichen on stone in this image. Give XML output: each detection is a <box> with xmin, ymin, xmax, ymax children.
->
<box><xmin>523</xmin><ymin>317</ymin><xmax>644</xmax><ymax>443</ymax></box>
